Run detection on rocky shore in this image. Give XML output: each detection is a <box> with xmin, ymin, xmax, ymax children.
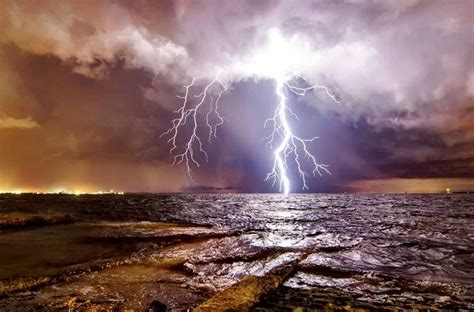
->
<box><xmin>1</xmin><ymin>221</ymin><xmax>472</xmax><ymax>311</ymax></box>
<box><xmin>0</xmin><ymin>193</ymin><xmax>472</xmax><ymax>311</ymax></box>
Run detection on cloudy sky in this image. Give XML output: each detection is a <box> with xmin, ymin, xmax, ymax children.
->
<box><xmin>0</xmin><ymin>0</ymin><xmax>473</xmax><ymax>193</ymax></box>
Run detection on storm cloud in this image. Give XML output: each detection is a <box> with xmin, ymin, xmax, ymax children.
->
<box><xmin>0</xmin><ymin>0</ymin><xmax>473</xmax><ymax>192</ymax></box>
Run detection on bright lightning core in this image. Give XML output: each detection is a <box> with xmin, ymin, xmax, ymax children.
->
<box><xmin>161</xmin><ymin>28</ymin><xmax>340</xmax><ymax>194</ymax></box>
<box><xmin>263</xmin><ymin>77</ymin><xmax>337</xmax><ymax>195</ymax></box>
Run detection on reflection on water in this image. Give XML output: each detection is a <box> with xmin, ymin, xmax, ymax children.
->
<box><xmin>0</xmin><ymin>223</ymin><xmax>131</xmax><ymax>279</ymax></box>
<box><xmin>0</xmin><ymin>193</ymin><xmax>472</xmax><ymax>310</ymax></box>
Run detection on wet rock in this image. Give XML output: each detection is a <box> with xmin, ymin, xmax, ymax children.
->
<box><xmin>0</xmin><ymin>262</ymin><xmax>209</xmax><ymax>310</ymax></box>
<box><xmin>182</xmin><ymin>252</ymin><xmax>302</xmax><ymax>292</ymax></box>
<box><xmin>193</xmin><ymin>252</ymin><xmax>302</xmax><ymax>311</ymax></box>
<box><xmin>253</xmin><ymin>284</ymin><xmax>474</xmax><ymax>311</ymax></box>
<box><xmin>0</xmin><ymin>276</ymin><xmax>51</xmax><ymax>295</ymax></box>
<box><xmin>194</xmin><ymin>275</ymin><xmax>284</xmax><ymax>312</ymax></box>
<box><xmin>148</xmin><ymin>300</ymin><xmax>168</xmax><ymax>311</ymax></box>
<box><xmin>147</xmin><ymin>234</ymin><xmax>266</xmax><ymax>265</ymax></box>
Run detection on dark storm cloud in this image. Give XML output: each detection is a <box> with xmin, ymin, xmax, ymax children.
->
<box><xmin>0</xmin><ymin>44</ymin><xmax>190</xmax><ymax>191</ymax></box>
<box><xmin>0</xmin><ymin>0</ymin><xmax>472</xmax><ymax>192</ymax></box>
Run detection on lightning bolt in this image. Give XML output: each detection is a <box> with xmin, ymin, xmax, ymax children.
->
<box><xmin>161</xmin><ymin>74</ymin><xmax>340</xmax><ymax>194</ymax></box>
<box><xmin>160</xmin><ymin>74</ymin><xmax>227</xmax><ymax>180</ymax></box>
<box><xmin>263</xmin><ymin>76</ymin><xmax>340</xmax><ymax>194</ymax></box>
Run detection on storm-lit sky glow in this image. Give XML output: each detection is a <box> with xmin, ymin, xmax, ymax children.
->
<box><xmin>0</xmin><ymin>0</ymin><xmax>473</xmax><ymax>193</ymax></box>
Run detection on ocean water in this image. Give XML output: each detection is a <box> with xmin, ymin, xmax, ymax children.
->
<box><xmin>0</xmin><ymin>193</ymin><xmax>473</xmax><ymax>310</ymax></box>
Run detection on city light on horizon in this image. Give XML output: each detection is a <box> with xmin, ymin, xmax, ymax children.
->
<box><xmin>0</xmin><ymin>188</ymin><xmax>125</xmax><ymax>195</ymax></box>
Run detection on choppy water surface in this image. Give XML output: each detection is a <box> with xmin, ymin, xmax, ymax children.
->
<box><xmin>0</xmin><ymin>193</ymin><xmax>472</xmax><ymax>310</ymax></box>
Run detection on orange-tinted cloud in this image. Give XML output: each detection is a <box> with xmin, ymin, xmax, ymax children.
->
<box><xmin>0</xmin><ymin>0</ymin><xmax>472</xmax><ymax>192</ymax></box>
